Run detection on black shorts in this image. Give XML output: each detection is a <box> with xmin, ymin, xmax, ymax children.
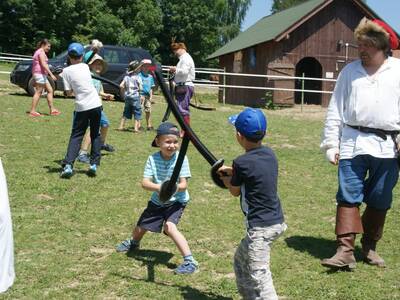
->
<box><xmin>137</xmin><ymin>201</ymin><xmax>186</xmax><ymax>233</ymax></box>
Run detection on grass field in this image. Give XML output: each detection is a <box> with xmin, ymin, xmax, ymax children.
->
<box><xmin>0</xmin><ymin>67</ymin><xmax>399</xmax><ymax>299</ymax></box>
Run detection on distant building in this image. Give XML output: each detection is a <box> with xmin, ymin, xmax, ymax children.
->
<box><xmin>208</xmin><ymin>0</ymin><xmax>400</xmax><ymax>107</ymax></box>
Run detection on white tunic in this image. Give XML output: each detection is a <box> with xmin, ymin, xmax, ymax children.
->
<box><xmin>174</xmin><ymin>52</ymin><xmax>195</xmax><ymax>87</ymax></box>
<box><xmin>0</xmin><ymin>158</ymin><xmax>15</xmax><ymax>293</ymax></box>
<box><xmin>320</xmin><ymin>57</ymin><xmax>400</xmax><ymax>159</ymax></box>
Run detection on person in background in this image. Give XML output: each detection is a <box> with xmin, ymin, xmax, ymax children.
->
<box><xmin>29</xmin><ymin>39</ymin><xmax>60</xmax><ymax>117</ymax></box>
<box><xmin>139</xmin><ymin>59</ymin><xmax>156</xmax><ymax>131</ymax></box>
<box><xmin>169</xmin><ymin>42</ymin><xmax>195</xmax><ymax>125</ymax></box>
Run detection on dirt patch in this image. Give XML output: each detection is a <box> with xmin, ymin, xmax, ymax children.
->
<box><xmin>267</xmin><ymin>104</ymin><xmax>327</xmax><ymax>121</ymax></box>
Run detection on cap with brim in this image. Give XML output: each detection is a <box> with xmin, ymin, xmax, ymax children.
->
<box><xmin>88</xmin><ymin>53</ymin><xmax>108</xmax><ymax>74</ymax></box>
<box><xmin>151</xmin><ymin>122</ymin><xmax>181</xmax><ymax>147</ymax></box>
<box><xmin>127</xmin><ymin>61</ymin><xmax>143</xmax><ymax>74</ymax></box>
<box><xmin>228</xmin><ymin>108</ymin><xmax>267</xmax><ymax>141</ymax></box>
<box><xmin>141</xmin><ymin>59</ymin><xmax>152</xmax><ymax>65</ymax></box>
<box><xmin>68</xmin><ymin>42</ymin><xmax>84</xmax><ymax>57</ymax></box>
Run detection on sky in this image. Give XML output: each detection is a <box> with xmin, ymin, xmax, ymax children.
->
<box><xmin>242</xmin><ymin>0</ymin><xmax>400</xmax><ymax>33</ymax></box>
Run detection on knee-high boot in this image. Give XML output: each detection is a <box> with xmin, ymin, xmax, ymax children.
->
<box><xmin>321</xmin><ymin>204</ymin><xmax>363</xmax><ymax>269</ymax></box>
<box><xmin>361</xmin><ymin>206</ymin><xmax>387</xmax><ymax>267</ymax></box>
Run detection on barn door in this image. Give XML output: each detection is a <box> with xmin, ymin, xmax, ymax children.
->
<box><xmin>267</xmin><ymin>62</ymin><xmax>295</xmax><ymax>106</ymax></box>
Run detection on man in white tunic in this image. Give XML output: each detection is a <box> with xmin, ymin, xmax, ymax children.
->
<box><xmin>320</xmin><ymin>18</ymin><xmax>400</xmax><ymax>269</ymax></box>
<box><xmin>0</xmin><ymin>158</ymin><xmax>15</xmax><ymax>293</ymax></box>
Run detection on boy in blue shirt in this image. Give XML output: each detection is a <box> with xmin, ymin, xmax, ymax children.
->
<box><xmin>139</xmin><ymin>59</ymin><xmax>155</xmax><ymax>130</ymax></box>
<box><xmin>218</xmin><ymin>108</ymin><xmax>286</xmax><ymax>300</ymax></box>
<box><xmin>116</xmin><ymin>122</ymin><xmax>198</xmax><ymax>275</ymax></box>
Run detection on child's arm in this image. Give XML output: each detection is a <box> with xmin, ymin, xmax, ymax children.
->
<box><xmin>119</xmin><ymin>80</ymin><xmax>125</xmax><ymax>99</ymax></box>
<box><xmin>177</xmin><ymin>177</ymin><xmax>188</xmax><ymax>192</ymax></box>
<box><xmin>218</xmin><ymin>165</ymin><xmax>241</xmax><ymax>197</ymax></box>
<box><xmin>141</xmin><ymin>178</ymin><xmax>161</xmax><ymax>193</ymax></box>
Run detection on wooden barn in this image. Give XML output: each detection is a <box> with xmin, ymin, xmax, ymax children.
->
<box><xmin>208</xmin><ymin>0</ymin><xmax>400</xmax><ymax>107</ymax></box>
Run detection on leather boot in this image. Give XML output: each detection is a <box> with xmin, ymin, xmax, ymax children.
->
<box><xmin>321</xmin><ymin>204</ymin><xmax>363</xmax><ymax>269</ymax></box>
<box><xmin>361</xmin><ymin>206</ymin><xmax>387</xmax><ymax>267</ymax></box>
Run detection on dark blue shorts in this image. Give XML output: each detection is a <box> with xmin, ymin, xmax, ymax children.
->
<box><xmin>137</xmin><ymin>201</ymin><xmax>186</xmax><ymax>233</ymax></box>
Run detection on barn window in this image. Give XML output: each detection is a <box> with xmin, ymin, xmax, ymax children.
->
<box><xmin>233</xmin><ymin>51</ymin><xmax>242</xmax><ymax>73</ymax></box>
<box><xmin>249</xmin><ymin>48</ymin><xmax>256</xmax><ymax>69</ymax></box>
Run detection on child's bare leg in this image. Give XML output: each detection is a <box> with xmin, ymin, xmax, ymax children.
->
<box><xmin>134</xmin><ymin>120</ymin><xmax>140</xmax><ymax>132</ymax></box>
<box><xmin>163</xmin><ymin>221</ymin><xmax>191</xmax><ymax>256</ymax></box>
<box><xmin>100</xmin><ymin>126</ymin><xmax>108</xmax><ymax>144</ymax></box>
<box><xmin>30</xmin><ymin>84</ymin><xmax>44</xmax><ymax>113</ymax></box>
<box><xmin>146</xmin><ymin>112</ymin><xmax>152</xmax><ymax>128</ymax></box>
<box><xmin>132</xmin><ymin>226</ymin><xmax>147</xmax><ymax>242</ymax></box>
<box><xmin>45</xmin><ymin>82</ymin><xmax>57</xmax><ymax>113</ymax></box>
<box><xmin>118</xmin><ymin>118</ymin><xmax>126</xmax><ymax>130</ymax></box>
<box><xmin>81</xmin><ymin>131</ymin><xmax>91</xmax><ymax>152</ymax></box>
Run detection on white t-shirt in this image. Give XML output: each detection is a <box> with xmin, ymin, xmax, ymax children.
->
<box><xmin>321</xmin><ymin>57</ymin><xmax>400</xmax><ymax>159</ymax></box>
<box><xmin>174</xmin><ymin>52</ymin><xmax>195</xmax><ymax>87</ymax></box>
<box><xmin>62</xmin><ymin>63</ymin><xmax>102</xmax><ymax>112</ymax></box>
<box><xmin>0</xmin><ymin>158</ymin><xmax>15</xmax><ymax>293</ymax></box>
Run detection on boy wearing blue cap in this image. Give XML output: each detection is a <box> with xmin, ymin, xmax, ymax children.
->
<box><xmin>60</xmin><ymin>43</ymin><xmax>103</xmax><ymax>178</ymax></box>
<box><xmin>218</xmin><ymin>108</ymin><xmax>286</xmax><ymax>300</ymax></box>
<box><xmin>115</xmin><ymin>122</ymin><xmax>198</xmax><ymax>275</ymax></box>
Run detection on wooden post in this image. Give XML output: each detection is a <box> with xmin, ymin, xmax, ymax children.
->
<box><xmin>222</xmin><ymin>67</ymin><xmax>226</xmax><ymax>105</ymax></box>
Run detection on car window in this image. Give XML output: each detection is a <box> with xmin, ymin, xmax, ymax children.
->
<box><xmin>103</xmin><ymin>48</ymin><xmax>130</xmax><ymax>64</ymax></box>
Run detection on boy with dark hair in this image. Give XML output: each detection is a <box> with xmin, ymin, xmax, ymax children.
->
<box><xmin>60</xmin><ymin>42</ymin><xmax>102</xmax><ymax>178</ymax></box>
<box><xmin>116</xmin><ymin>122</ymin><xmax>198</xmax><ymax>275</ymax></box>
<box><xmin>218</xmin><ymin>108</ymin><xmax>286</xmax><ymax>300</ymax></box>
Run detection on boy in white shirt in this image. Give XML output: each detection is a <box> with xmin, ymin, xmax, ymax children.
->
<box><xmin>60</xmin><ymin>43</ymin><xmax>103</xmax><ymax>178</ymax></box>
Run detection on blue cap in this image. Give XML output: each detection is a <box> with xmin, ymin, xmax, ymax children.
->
<box><xmin>228</xmin><ymin>108</ymin><xmax>267</xmax><ymax>141</ymax></box>
<box><xmin>68</xmin><ymin>42</ymin><xmax>84</xmax><ymax>57</ymax></box>
<box><xmin>151</xmin><ymin>122</ymin><xmax>180</xmax><ymax>147</ymax></box>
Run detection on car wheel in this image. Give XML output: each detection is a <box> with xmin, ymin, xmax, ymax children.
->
<box><xmin>27</xmin><ymin>76</ymin><xmax>56</xmax><ymax>96</ymax></box>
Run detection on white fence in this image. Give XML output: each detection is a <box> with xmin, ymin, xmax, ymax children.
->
<box><xmin>0</xmin><ymin>52</ymin><xmax>31</xmax><ymax>63</ymax></box>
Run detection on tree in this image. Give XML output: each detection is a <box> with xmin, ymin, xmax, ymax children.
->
<box><xmin>271</xmin><ymin>0</ymin><xmax>308</xmax><ymax>14</ymax></box>
<box><xmin>218</xmin><ymin>0</ymin><xmax>252</xmax><ymax>44</ymax></box>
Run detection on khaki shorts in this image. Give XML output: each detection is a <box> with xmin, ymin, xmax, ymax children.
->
<box><xmin>142</xmin><ymin>95</ymin><xmax>152</xmax><ymax>113</ymax></box>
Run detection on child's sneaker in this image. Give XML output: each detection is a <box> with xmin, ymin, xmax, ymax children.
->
<box><xmin>87</xmin><ymin>164</ymin><xmax>97</xmax><ymax>177</ymax></box>
<box><xmin>60</xmin><ymin>164</ymin><xmax>73</xmax><ymax>179</ymax></box>
<box><xmin>77</xmin><ymin>153</ymin><xmax>90</xmax><ymax>164</ymax></box>
<box><xmin>116</xmin><ymin>239</ymin><xmax>139</xmax><ymax>252</ymax></box>
<box><xmin>174</xmin><ymin>260</ymin><xmax>199</xmax><ymax>275</ymax></box>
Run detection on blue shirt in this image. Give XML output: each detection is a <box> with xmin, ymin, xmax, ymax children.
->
<box><xmin>91</xmin><ymin>72</ymin><xmax>103</xmax><ymax>94</ymax></box>
<box><xmin>143</xmin><ymin>151</ymin><xmax>191</xmax><ymax>206</ymax></box>
<box><xmin>139</xmin><ymin>72</ymin><xmax>155</xmax><ymax>96</ymax></box>
<box><xmin>231</xmin><ymin>146</ymin><xmax>284</xmax><ymax>228</ymax></box>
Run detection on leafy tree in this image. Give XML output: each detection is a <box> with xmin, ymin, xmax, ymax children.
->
<box><xmin>218</xmin><ymin>0</ymin><xmax>252</xmax><ymax>44</ymax></box>
<box><xmin>271</xmin><ymin>0</ymin><xmax>308</xmax><ymax>13</ymax></box>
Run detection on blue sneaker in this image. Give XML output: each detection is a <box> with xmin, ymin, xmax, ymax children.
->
<box><xmin>174</xmin><ymin>260</ymin><xmax>199</xmax><ymax>275</ymax></box>
<box><xmin>116</xmin><ymin>239</ymin><xmax>139</xmax><ymax>252</ymax></box>
<box><xmin>60</xmin><ymin>164</ymin><xmax>73</xmax><ymax>178</ymax></box>
<box><xmin>77</xmin><ymin>153</ymin><xmax>90</xmax><ymax>164</ymax></box>
<box><xmin>87</xmin><ymin>164</ymin><xmax>97</xmax><ymax>177</ymax></box>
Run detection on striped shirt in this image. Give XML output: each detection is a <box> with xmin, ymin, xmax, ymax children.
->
<box><xmin>143</xmin><ymin>151</ymin><xmax>191</xmax><ymax>206</ymax></box>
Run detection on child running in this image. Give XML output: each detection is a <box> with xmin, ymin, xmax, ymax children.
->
<box><xmin>60</xmin><ymin>43</ymin><xmax>102</xmax><ymax>178</ymax></box>
<box><xmin>116</xmin><ymin>122</ymin><xmax>198</xmax><ymax>275</ymax></box>
<box><xmin>218</xmin><ymin>108</ymin><xmax>286</xmax><ymax>300</ymax></box>
<box><xmin>118</xmin><ymin>60</ymin><xmax>143</xmax><ymax>133</ymax></box>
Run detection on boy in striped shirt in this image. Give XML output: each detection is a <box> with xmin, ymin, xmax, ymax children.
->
<box><xmin>116</xmin><ymin>122</ymin><xmax>198</xmax><ymax>275</ymax></box>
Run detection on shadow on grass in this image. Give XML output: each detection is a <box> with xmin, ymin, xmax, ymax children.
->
<box><xmin>112</xmin><ymin>272</ymin><xmax>231</xmax><ymax>300</ymax></box>
<box><xmin>285</xmin><ymin>235</ymin><xmax>362</xmax><ymax>258</ymax></box>
<box><xmin>285</xmin><ymin>235</ymin><xmax>364</xmax><ymax>273</ymax></box>
<box><xmin>9</xmin><ymin>92</ymin><xmax>68</xmax><ymax>99</ymax></box>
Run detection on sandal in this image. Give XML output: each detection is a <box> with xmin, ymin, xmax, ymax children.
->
<box><xmin>50</xmin><ymin>110</ymin><xmax>61</xmax><ymax>116</ymax></box>
<box><xmin>29</xmin><ymin>111</ymin><xmax>42</xmax><ymax>117</ymax></box>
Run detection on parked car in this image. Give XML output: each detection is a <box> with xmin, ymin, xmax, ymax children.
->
<box><xmin>10</xmin><ymin>45</ymin><xmax>156</xmax><ymax>97</ymax></box>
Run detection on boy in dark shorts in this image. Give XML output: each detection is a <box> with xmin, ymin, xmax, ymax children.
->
<box><xmin>218</xmin><ymin>108</ymin><xmax>287</xmax><ymax>300</ymax></box>
<box><xmin>116</xmin><ymin>122</ymin><xmax>198</xmax><ymax>275</ymax></box>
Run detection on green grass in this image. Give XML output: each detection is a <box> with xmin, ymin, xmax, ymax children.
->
<box><xmin>0</xmin><ymin>80</ymin><xmax>399</xmax><ymax>299</ymax></box>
